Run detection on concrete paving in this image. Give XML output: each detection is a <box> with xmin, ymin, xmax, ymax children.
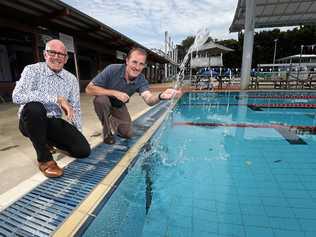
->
<box><xmin>0</xmin><ymin>92</ymin><xmax>157</xmax><ymax>208</ymax></box>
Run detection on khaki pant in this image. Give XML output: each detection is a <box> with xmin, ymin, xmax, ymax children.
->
<box><xmin>93</xmin><ymin>95</ymin><xmax>133</xmax><ymax>139</ymax></box>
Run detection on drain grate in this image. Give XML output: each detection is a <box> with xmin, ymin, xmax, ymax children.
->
<box><xmin>0</xmin><ymin>101</ymin><xmax>169</xmax><ymax>237</ymax></box>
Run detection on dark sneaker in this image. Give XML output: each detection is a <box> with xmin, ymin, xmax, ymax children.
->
<box><xmin>103</xmin><ymin>135</ymin><xmax>115</xmax><ymax>145</ymax></box>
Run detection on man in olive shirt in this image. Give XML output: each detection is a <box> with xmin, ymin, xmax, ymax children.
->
<box><xmin>86</xmin><ymin>47</ymin><xmax>179</xmax><ymax>144</ymax></box>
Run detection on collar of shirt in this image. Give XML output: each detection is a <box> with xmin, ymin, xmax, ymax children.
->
<box><xmin>45</xmin><ymin>63</ymin><xmax>67</xmax><ymax>80</ymax></box>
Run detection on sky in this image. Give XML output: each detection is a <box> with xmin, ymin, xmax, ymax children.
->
<box><xmin>61</xmin><ymin>0</ymin><xmax>239</xmax><ymax>51</ymax></box>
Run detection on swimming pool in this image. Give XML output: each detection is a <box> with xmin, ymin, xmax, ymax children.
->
<box><xmin>81</xmin><ymin>91</ymin><xmax>316</xmax><ymax>237</ymax></box>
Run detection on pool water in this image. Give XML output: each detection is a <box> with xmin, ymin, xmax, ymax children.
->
<box><xmin>82</xmin><ymin>92</ymin><xmax>316</xmax><ymax>237</ymax></box>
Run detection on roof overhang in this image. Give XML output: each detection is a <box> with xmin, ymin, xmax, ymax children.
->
<box><xmin>191</xmin><ymin>42</ymin><xmax>234</xmax><ymax>55</ymax></box>
<box><xmin>0</xmin><ymin>0</ymin><xmax>169</xmax><ymax>64</ymax></box>
<box><xmin>230</xmin><ymin>0</ymin><xmax>316</xmax><ymax>32</ymax></box>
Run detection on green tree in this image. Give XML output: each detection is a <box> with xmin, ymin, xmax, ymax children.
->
<box><xmin>179</xmin><ymin>25</ymin><xmax>316</xmax><ymax>69</ymax></box>
<box><xmin>181</xmin><ymin>36</ymin><xmax>195</xmax><ymax>53</ymax></box>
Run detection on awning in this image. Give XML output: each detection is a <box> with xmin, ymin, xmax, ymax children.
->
<box><xmin>230</xmin><ymin>0</ymin><xmax>316</xmax><ymax>32</ymax></box>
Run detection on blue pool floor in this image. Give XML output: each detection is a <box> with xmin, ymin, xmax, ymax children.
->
<box><xmin>83</xmin><ymin>92</ymin><xmax>316</xmax><ymax>237</ymax></box>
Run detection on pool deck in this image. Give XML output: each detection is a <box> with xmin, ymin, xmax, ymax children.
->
<box><xmin>0</xmin><ymin>88</ymin><xmax>170</xmax><ymax>210</ymax></box>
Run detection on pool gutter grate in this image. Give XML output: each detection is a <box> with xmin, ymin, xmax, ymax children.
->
<box><xmin>0</xmin><ymin>102</ymin><xmax>169</xmax><ymax>237</ymax></box>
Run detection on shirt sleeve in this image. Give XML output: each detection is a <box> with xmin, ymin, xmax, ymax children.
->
<box><xmin>12</xmin><ymin>65</ymin><xmax>57</xmax><ymax>105</ymax></box>
<box><xmin>137</xmin><ymin>75</ymin><xmax>150</xmax><ymax>94</ymax></box>
<box><xmin>68</xmin><ymin>77</ymin><xmax>82</xmax><ymax>131</ymax></box>
<box><xmin>91</xmin><ymin>66</ymin><xmax>110</xmax><ymax>88</ymax></box>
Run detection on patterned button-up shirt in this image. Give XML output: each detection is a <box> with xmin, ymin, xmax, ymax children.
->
<box><xmin>12</xmin><ymin>62</ymin><xmax>82</xmax><ymax>131</ymax></box>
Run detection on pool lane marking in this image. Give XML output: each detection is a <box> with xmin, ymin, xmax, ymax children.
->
<box><xmin>274</xmin><ymin>127</ymin><xmax>307</xmax><ymax>144</ymax></box>
<box><xmin>173</xmin><ymin>122</ymin><xmax>316</xmax><ymax>130</ymax></box>
<box><xmin>53</xmin><ymin>108</ymin><xmax>170</xmax><ymax>237</ymax></box>
<box><xmin>249</xmin><ymin>104</ymin><xmax>316</xmax><ymax>108</ymax></box>
<box><xmin>180</xmin><ymin>103</ymin><xmax>316</xmax><ymax>109</ymax></box>
<box><xmin>238</xmin><ymin>95</ymin><xmax>316</xmax><ymax>99</ymax></box>
<box><xmin>173</xmin><ymin>122</ymin><xmax>316</xmax><ymax>143</ymax></box>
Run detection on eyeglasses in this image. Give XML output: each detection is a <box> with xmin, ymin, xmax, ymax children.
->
<box><xmin>45</xmin><ymin>50</ymin><xmax>67</xmax><ymax>59</ymax></box>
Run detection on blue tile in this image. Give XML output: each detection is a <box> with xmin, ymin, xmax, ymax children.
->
<box><xmin>258</xmin><ymin>188</ymin><xmax>283</xmax><ymax>198</ymax></box>
<box><xmin>256</xmin><ymin>182</ymin><xmax>279</xmax><ymax>190</ymax></box>
<box><xmin>292</xmin><ymin>208</ymin><xmax>316</xmax><ymax>219</ymax></box>
<box><xmin>143</xmin><ymin>218</ymin><xmax>168</xmax><ymax>235</ymax></box>
<box><xmin>270</xmin><ymin>168</ymin><xmax>294</xmax><ymax>175</ymax></box>
<box><xmin>166</xmin><ymin>225</ymin><xmax>192</xmax><ymax>237</ymax></box>
<box><xmin>142</xmin><ymin>229</ymin><xmax>166</xmax><ymax>237</ymax></box>
<box><xmin>287</xmin><ymin>198</ymin><xmax>316</xmax><ymax>209</ymax></box>
<box><xmin>304</xmin><ymin>182</ymin><xmax>316</xmax><ymax>190</ymax></box>
<box><xmin>269</xmin><ymin>217</ymin><xmax>301</xmax><ymax>231</ymax></box>
<box><xmin>171</xmin><ymin>204</ymin><xmax>193</xmax><ymax>217</ymax></box>
<box><xmin>298</xmin><ymin>175</ymin><xmax>316</xmax><ymax>183</ymax></box>
<box><xmin>193</xmin><ymin>208</ymin><xmax>217</xmax><ymax>222</ymax></box>
<box><xmin>193</xmin><ymin>218</ymin><xmax>218</xmax><ymax>233</ymax></box>
<box><xmin>192</xmin><ymin>230</ymin><xmax>218</xmax><ymax>237</ymax></box>
<box><xmin>279</xmin><ymin>182</ymin><xmax>305</xmax><ymax>190</ymax></box>
<box><xmin>216</xmin><ymin>201</ymin><xmax>241</xmax><ymax>214</ymax></box>
<box><xmin>217</xmin><ymin>212</ymin><xmax>243</xmax><ymax>225</ymax></box>
<box><xmin>168</xmin><ymin>214</ymin><xmax>192</xmax><ymax>229</ymax></box>
<box><xmin>218</xmin><ymin>223</ymin><xmax>245</xmax><ymax>237</ymax></box>
<box><xmin>242</xmin><ymin>215</ymin><xmax>270</xmax><ymax>227</ymax></box>
<box><xmin>299</xmin><ymin>219</ymin><xmax>316</xmax><ymax>231</ymax></box>
<box><xmin>261</xmin><ymin>197</ymin><xmax>288</xmax><ymax>207</ymax></box>
<box><xmin>282</xmin><ymin>190</ymin><xmax>310</xmax><ymax>199</ymax></box>
<box><xmin>239</xmin><ymin>196</ymin><xmax>262</xmax><ymax>205</ymax></box>
<box><xmin>237</xmin><ymin>187</ymin><xmax>260</xmax><ymax>197</ymax></box>
<box><xmin>193</xmin><ymin>199</ymin><xmax>216</xmax><ymax>212</ymax></box>
<box><xmin>274</xmin><ymin>229</ymin><xmax>305</xmax><ymax>237</ymax></box>
<box><xmin>240</xmin><ymin>204</ymin><xmax>266</xmax><ymax>216</ymax></box>
<box><xmin>174</xmin><ymin>196</ymin><xmax>193</xmax><ymax>207</ymax></box>
<box><xmin>264</xmin><ymin>206</ymin><xmax>295</xmax><ymax>218</ymax></box>
<box><xmin>275</xmin><ymin>174</ymin><xmax>300</xmax><ymax>183</ymax></box>
<box><xmin>308</xmin><ymin>190</ymin><xmax>316</xmax><ymax>199</ymax></box>
<box><xmin>305</xmin><ymin>231</ymin><xmax>316</xmax><ymax>237</ymax></box>
<box><xmin>245</xmin><ymin>226</ymin><xmax>274</xmax><ymax>237</ymax></box>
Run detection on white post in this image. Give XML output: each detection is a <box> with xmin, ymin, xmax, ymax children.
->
<box><xmin>240</xmin><ymin>0</ymin><xmax>256</xmax><ymax>90</ymax></box>
<box><xmin>165</xmin><ymin>31</ymin><xmax>168</xmax><ymax>80</ymax></box>
<box><xmin>190</xmin><ymin>51</ymin><xmax>192</xmax><ymax>81</ymax></box>
<box><xmin>272</xmin><ymin>39</ymin><xmax>278</xmax><ymax>71</ymax></box>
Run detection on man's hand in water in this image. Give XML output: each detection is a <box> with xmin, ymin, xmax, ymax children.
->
<box><xmin>159</xmin><ymin>88</ymin><xmax>182</xmax><ymax>100</ymax></box>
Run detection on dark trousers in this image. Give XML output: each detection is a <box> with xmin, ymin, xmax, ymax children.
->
<box><xmin>93</xmin><ymin>95</ymin><xmax>133</xmax><ymax>139</ymax></box>
<box><xmin>19</xmin><ymin>102</ymin><xmax>90</xmax><ymax>162</ymax></box>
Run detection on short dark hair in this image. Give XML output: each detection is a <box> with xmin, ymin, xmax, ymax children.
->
<box><xmin>127</xmin><ymin>47</ymin><xmax>147</xmax><ymax>59</ymax></box>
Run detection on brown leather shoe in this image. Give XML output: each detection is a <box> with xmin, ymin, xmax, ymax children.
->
<box><xmin>38</xmin><ymin>160</ymin><xmax>64</xmax><ymax>178</ymax></box>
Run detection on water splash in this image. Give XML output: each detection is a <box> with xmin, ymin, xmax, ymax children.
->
<box><xmin>143</xmin><ymin>28</ymin><xmax>210</xmax><ymax>167</ymax></box>
<box><xmin>177</xmin><ymin>27</ymin><xmax>210</xmax><ymax>86</ymax></box>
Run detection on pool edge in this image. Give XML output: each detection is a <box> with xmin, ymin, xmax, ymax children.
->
<box><xmin>52</xmin><ymin>106</ymin><xmax>170</xmax><ymax>237</ymax></box>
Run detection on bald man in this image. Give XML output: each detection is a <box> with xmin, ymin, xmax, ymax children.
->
<box><xmin>12</xmin><ymin>39</ymin><xmax>90</xmax><ymax>178</ymax></box>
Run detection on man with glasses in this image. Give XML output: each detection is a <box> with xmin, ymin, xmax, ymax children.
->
<box><xmin>12</xmin><ymin>39</ymin><xmax>90</xmax><ymax>178</ymax></box>
<box><xmin>86</xmin><ymin>47</ymin><xmax>179</xmax><ymax>144</ymax></box>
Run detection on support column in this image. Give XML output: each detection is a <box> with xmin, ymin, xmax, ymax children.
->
<box><xmin>73</xmin><ymin>42</ymin><xmax>80</xmax><ymax>80</ymax></box>
<box><xmin>240</xmin><ymin>0</ymin><xmax>256</xmax><ymax>90</ymax></box>
<box><xmin>164</xmin><ymin>31</ymin><xmax>168</xmax><ymax>80</ymax></box>
<box><xmin>32</xmin><ymin>32</ymin><xmax>40</xmax><ymax>63</ymax></box>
